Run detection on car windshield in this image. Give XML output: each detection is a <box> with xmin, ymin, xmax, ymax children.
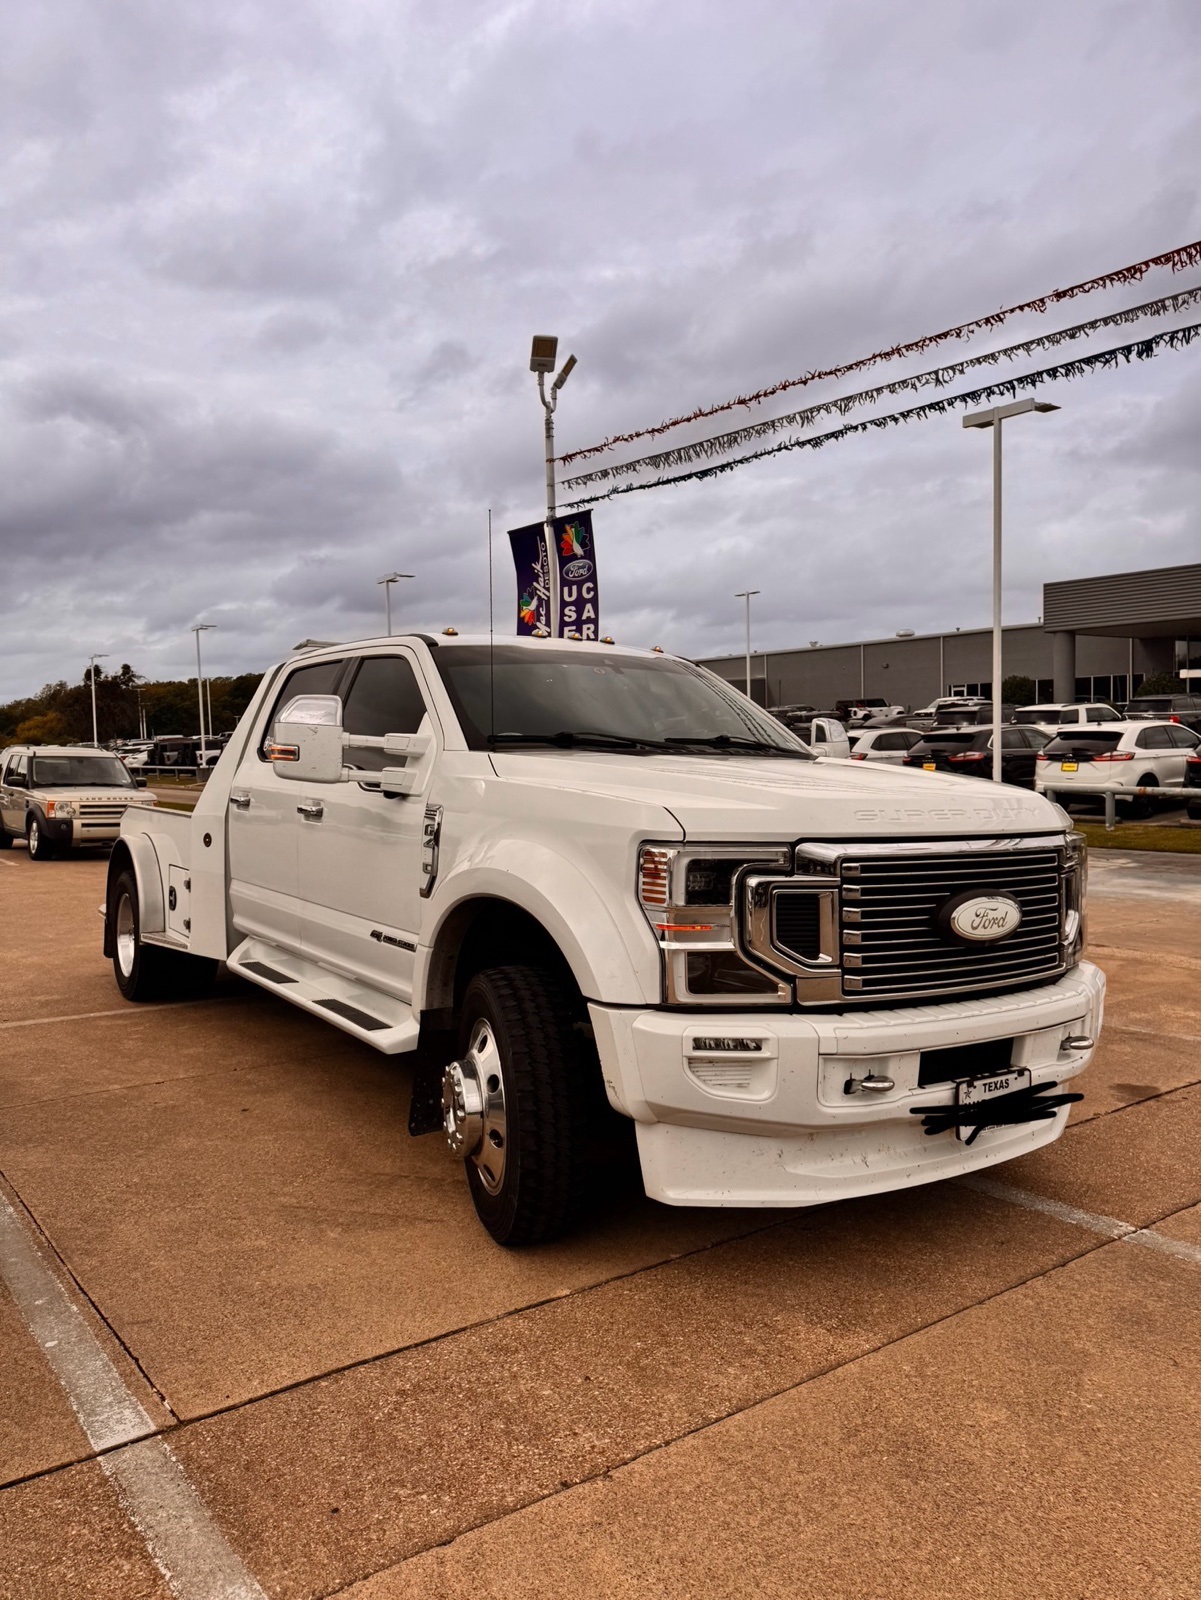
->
<box><xmin>1013</xmin><ymin>709</ymin><xmax>1056</xmax><ymax>724</ymax></box>
<box><xmin>1044</xmin><ymin>732</ymin><xmax>1123</xmax><ymax>754</ymax></box>
<box><xmin>1125</xmin><ymin>698</ymin><xmax>1172</xmax><ymax>713</ymax></box>
<box><xmin>29</xmin><ymin>756</ymin><xmax>136</xmax><ymax>788</ymax></box>
<box><xmin>433</xmin><ymin>646</ymin><xmax>811</xmax><ymax>756</ymax></box>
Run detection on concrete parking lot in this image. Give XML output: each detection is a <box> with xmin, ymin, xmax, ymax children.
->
<box><xmin>2</xmin><ymin>845</ymin><xmax>1200</xmax><ymax>1599</ymax></box>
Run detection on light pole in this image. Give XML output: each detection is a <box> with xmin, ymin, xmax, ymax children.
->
<box><xmin>87</xmin><ymin>654</ymin><xmax>109</xmax><ymax>746</ymax></box>
<box><xmin>190</xmin><ymin>624</ymin><xmax>216</xmax><ymax>763</ymax></box>
<box><xmin>376</xmin><ymin>572</ymin><xmax>414</xmax><ymax>635</ymax></box>
<box><xmin>531</xmin><ymin>336</ymin><xmax>577</xmax><ymax>635</ymax></box>
<box><xmin>962</xmin><ymin>398</ymin><xmax>1059</xmax><ymax>782</ymax></box>
<box><xmin>735</xmin><ymin>590</ymin><xmax>760</xmax><ymax>700</ymax></box>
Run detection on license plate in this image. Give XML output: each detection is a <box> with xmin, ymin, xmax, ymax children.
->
<box><xmin>923</xmin><ymin>762</ymin><xmax>936</xmax><ymax>771</ymax></box>
<box><xmin>1061</xmin><ymin>761</ymin><xmax>1078</xmax><ymax>772</ymax></box>
<box><xmin>955</xmin><ymin>1068</ymin><xmax>1032</xmax><ymax>1140</ymax></box>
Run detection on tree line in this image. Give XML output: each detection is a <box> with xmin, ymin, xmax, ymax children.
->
<box><xmin>0</xmin><ymin>664</ymin><xmax>263</xmax><ymax>749</ymax></box>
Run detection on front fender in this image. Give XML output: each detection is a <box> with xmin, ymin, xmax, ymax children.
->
<box><xmin>418</xmin><ymin>839</ymin><xmax>662</xmax><ymax>1008</ymax></box>
<box><xmin>104</xmin><ymin>835</ymin><xmax>166</xmax><ymax>955</ymax></box>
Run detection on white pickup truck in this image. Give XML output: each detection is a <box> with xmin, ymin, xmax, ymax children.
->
<box><xmin>102</xmin><ymin>634</ymin><xmax>1103</xmax><ymax>1246</ymax></box>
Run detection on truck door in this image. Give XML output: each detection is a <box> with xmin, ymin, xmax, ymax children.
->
<box><xmin>295</xmin><ymin>650</ymin><xmax>438</xmax><ymax>1001</ymax></box>
<box><xmin>227</xmin><ymin>656</ymin><xmax>346</xmax><ymax>953</ymax></box>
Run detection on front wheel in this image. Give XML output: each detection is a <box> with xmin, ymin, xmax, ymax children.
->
<box><xmin>27</xmin><ymin>816</ymin><xmax>58</xmax><ymax>860</ymax></box>
<box><xmin>110</xmin><ymin>868</ymin><xmax>217</xmax><ymax>1001</ymax></box>
<box><xmin>445</xmin><ymin>965</ymin><xmax>602</xmax><ymax>1247</ymax></box>
<box><xmin>0</xmin><ymin>824</ymin><xmax>12</xmax><ymax>850</ymax></box>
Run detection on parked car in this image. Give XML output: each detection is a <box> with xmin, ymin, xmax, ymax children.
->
<box><xmin>793</xmin><ymin>715</ymin><xmax>852</xmax><ymax>759</ymax></box>
<box><xmin>910</xmin><ymin>696</ymin><xmax>988</xmax><ymax>730</ymax></box>
<box><xmin>101</xmin><ymin>632</ymin><xmax>1100</xmax><ymax>1245</ymax></box>
<box><xmin>1121</xmin><ymin>694</ymin><xmax>1201</xmax><ymax>734</ymax></box>
<box><xmin>768</xmin><ymin>704</ymin><xmax>818</xmax><ymax>733</ymax></box>
<box><xmin>1035</xmin><ymin>720</ymin><xmax>1201</xmax><ymax>815</ymax></box>
<box><xmin>1012</xmin><ymin>703</ymin><xmax>1122</xmax><ymax>735</ymax></box>
<box><xmin>0</xmin><ymin>746</ymin><xmax>156</xmax><ymax>858</ymax></box>
<box><xmin>849</xmin><ymin>727</ymin><xmax>924</xmax><ymax>764</ymax></box>
<box><xmin>1186</xmin><ymin>750</ymin><xmax>1201</xmax><ymax>820</ymax></box>
<box><xmin>835</xmin><ymin>698</ymin><xmax>905</xmax><ymax>725</ymax></box>
<box><xmin>903</xmin><ymin>726</ymin><xmax>1049</xmax><ymax>787</ymax></box>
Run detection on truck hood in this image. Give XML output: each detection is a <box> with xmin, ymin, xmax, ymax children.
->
<box><xmin>489</xmin><ymin>751</ymin><xmax>1063</xmax><ymax>841</ymax></box>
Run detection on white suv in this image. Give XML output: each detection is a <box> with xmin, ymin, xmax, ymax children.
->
<box><xmin>849</xmin><ymin>727</ymin><xmax>924</xmax><ymax>764</ymax></box>
<box><xmin>1013</xmin><ymin>704</ymin><xmax>1122</xmax><ymax>736</ymax></box>
<box><xmin>1035</xmin><ymin>720</ymin><xmax>1200</xmax><ymax>812</ymax></box>
<box><xmin>0</xmin><ymin>746</ymin><xmax>156</xmax><ymax>858</ymax></box>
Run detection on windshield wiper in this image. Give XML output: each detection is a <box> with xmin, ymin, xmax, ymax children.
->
<box><xmin>663</xmin><ymin>734</ymin><xmax>807</xmax><ymax>756</ymax></box>
<box><xmin>488</xmin><ymin>730</ymin><xmax>674</xmax><ymax>752</ymax></box>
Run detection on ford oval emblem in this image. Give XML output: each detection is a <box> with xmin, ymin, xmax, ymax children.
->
<box><xmin>562</xmin><ymin>558</ymin><xmax>593</xmax><ymax>580</ymax></box>
<box><xmin>935</xmin><ymin>891</ymin><xmax>1023</xmax><ymax>944</ymax></box>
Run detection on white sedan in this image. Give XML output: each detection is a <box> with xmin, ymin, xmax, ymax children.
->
<box><xmin>849</xmin><ymin>727</ymin><xmax>925</xmax><ymax>764</ymax></box>
<box><xmin>1035</xmin><ymin>719</ymin><xmax>1200</xmax><ymax>812</ymax></box>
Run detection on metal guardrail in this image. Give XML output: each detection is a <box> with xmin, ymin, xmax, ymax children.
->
<box><xmin>1040</xmin><ymin>782</ymin><xmax>1201</xmax><ymax>832</ymax></box>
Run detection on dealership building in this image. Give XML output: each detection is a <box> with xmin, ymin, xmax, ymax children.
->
<box><xmin>699</xmin><ymin>560</ymin><xmax>1201</xmax><ymax>710</ymax></box>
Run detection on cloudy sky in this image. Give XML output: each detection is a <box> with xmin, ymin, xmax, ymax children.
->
<box><xmin>2</xmin><ymin>0</ymin><xmax>1200</xmax><ymax>698</ymax></box>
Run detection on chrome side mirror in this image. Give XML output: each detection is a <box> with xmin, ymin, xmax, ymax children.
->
<box><xmin>270</xmin><ymin>695</ymin><xmax>346</xmax><ymax>783</ymax></box>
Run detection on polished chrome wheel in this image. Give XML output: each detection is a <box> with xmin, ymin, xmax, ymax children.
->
<box><xmin>115</xmin><ymin>892</ymin><xmax>136</xmax><ymax>978</ymax></box>
<box><xmin>442</xmin><ymin>1020</ymin><xmax>507</xmax><ymax>1195</ymax></box>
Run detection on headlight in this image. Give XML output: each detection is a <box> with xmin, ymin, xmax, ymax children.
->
<box><xmin>47</xmin><ymin>800</ymin><xmax>76</xmax><ymax>818</ymax></box>
<box><xmin>637</xmin><ymin>843</ymin><xmax>791</xmax><ymax>1005</ymax></box>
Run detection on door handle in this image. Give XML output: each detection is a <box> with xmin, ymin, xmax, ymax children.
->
<box><xmin>230</xmin><ymin>792</ymin><xmax>251</xmax><ymax>810</ymax></box>
<box><xmin>296</xmin><ymin>801</ymin><xmax>324</xmax><ymax>820</ymax></box>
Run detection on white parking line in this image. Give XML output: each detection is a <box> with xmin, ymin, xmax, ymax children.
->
<box><xmin>0</xmin><ymin>1194</ymin><xmax>266</xmax><ymax>1600</ymax></box>
<box><xmin>0</xmin><ymin>999</ymin><xmax>243</xmax><ymax>1031</ymax></box>
<box><xmin>963</xmin><ymin>1174</ymin><xmax>1201</xmax><ymax>1266</ymax></box>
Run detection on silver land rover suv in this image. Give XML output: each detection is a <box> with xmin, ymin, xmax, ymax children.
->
<box><xmin>0</xmin><ymin>746</ymin><xmax>157</xmax><ymax>860</ymax></box>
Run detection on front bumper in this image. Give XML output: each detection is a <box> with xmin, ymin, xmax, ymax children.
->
<box><xmin>589</xmin><ymin>962</ymin><xmax>1105</xmax><ymax>1207</ymax></box>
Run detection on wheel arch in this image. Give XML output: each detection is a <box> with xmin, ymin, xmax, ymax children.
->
<box><xmin>421</xmin><ymin>896</ymin><xmax>585</xmax><ymax>1022</ymax></box>
<box><xmin>417</xmin><ymin>854</ymin><xmax>660</xmax><ymax>1017</ymax></box>
<box><xmin>104</xmin><ymin>836</ymin><xmax>166</xmax><ymax>958</ymax></box>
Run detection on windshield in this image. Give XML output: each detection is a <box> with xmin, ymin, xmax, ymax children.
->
<box><xmin>1013</xmin><ymin>709</ymin><xmax>1056</xmax><ymax>724</ymax></box>
<box><xmin>30</xmin><ymin>756</ymin><xmax>136</xmax><ymax>788</ymax></box>
<box><xmin>918</xmin><ymin>732</ymin><xmax>977</xmax><ymax>749</ymax></box>
<box><xmin>1125</xmin><ymin>698</ymin><xmax>1172</xmax><ymax>713</ymax></box>
<box><xmin>434</xmin><ymin>646</ymin><xmax>811</xmax><ymax>756</ymax></box>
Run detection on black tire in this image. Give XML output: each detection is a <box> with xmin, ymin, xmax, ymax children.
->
<box><xmin>109</xmin><ymin>868</ymin><xmax>217</xmax><ymax>1002</ymax></box>
<box><xmin>1126</xmin><ymin>776</ymin><xmax>1158</xmax><ymax>821</ymax></box>
<box><xmin>1188</xmin><ymin>803</ymin><xmax>1201</xmax><ymax>822</ymax></box>
<box><xmin>0</xmin><ymin>823</ymin><xmax>12</xmax><ymax>850</ymax></box>
<box><xmin>27</xmin><ymin>815</ymin><xmax>58</xmax><ymax>860</ymax></box>
<box><xmin>453</xmin><ymin>965</ymin><xmax>606</xmax><ymax>1247</ymax></box>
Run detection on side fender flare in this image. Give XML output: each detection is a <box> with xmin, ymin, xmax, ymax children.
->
<box><xmin>419</xmin><ymin>847</ymin><xmax>660</xmax><ymax>1010</ymax></box>
<box><xmin>104</xmin><ymin>836</ymin><xmax>166</xmax><ymax>957</ymax></box>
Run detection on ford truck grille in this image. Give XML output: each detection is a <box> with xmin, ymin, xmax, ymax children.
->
<box><xmin>840</xmin><ymin>847</ymin><xmax>1063</xmax><ymax>999</ymax></box>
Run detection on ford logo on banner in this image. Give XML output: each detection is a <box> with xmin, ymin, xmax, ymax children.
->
<box><xmin>935</xmin><ymin>891</ymin><xmax>1023</xmax><ymax>944</ymax></box>
<box><xmin>562</xmin><ymin>559</ymin><xmax>593</xmax><ymax>580</ymax></box>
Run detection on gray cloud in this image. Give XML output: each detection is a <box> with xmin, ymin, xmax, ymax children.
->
<box><xmin>1</xmin><ymin>0</ymin><xmax>1200</xmax><ymax>699</ymax></box>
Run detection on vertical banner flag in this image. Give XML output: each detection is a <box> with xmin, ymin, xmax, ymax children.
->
<box><xmin>508</xmin><ymin>521</ymin><xmax>553</xmax><ymax>636</ymax></box>
<box><xmin>552</xmin><ymin>510</ymin><xmax>600</xmax><ymax>640</ymax></box>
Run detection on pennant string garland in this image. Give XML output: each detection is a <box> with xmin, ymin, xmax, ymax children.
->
<box><xmin>557</xmin><ymin>237</ymin><xmax>1201</xmax><ymax>466</ymax></box>
<box><xmin>561</xmin><ymin>319</ymin><xmax>1201</xmax><ymax>508</ymax></box>
<box><xmin>561</xmin><ymin>286</ymin><xmax>1201</xmax><ymax>490</ymax></box>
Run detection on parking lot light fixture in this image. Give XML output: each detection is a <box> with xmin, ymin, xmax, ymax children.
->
<box><xmin>962</xmin><ymin>399</ymin><xmax>1060</xmax><ymax>782</ymax></box>
<box><xmin>377</xmin><ymin>572</ymin><xmax>414</xmax><ymax>636</ymax></box>
<box><xmin>190</xmin><ymin>624</ymin><xmax>216</xmax><ymax>763</ymax></box>
<box><xmin>87</xmin><ymin>654</ymin><xmax>109</xmax><ymax>746</ymax></box>
<box><xmin>735</xmin><ymin>591</ymin><xmax>761</xmax><ymax>700</ymax></box>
